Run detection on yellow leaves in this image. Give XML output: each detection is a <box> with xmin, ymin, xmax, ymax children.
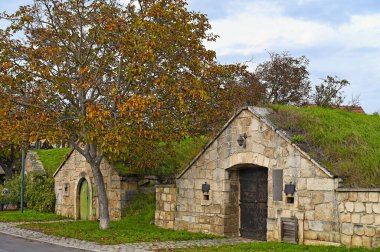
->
<box><xmin>79</xmin><ymin>67</ymin><xmax>91</xmax><ymax>75</ymax></box>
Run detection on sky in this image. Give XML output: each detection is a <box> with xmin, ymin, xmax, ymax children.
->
<box><xmin>1</xmin><ymin>0</ymin><xmax>379</xmax><ymax>113</ymax></box>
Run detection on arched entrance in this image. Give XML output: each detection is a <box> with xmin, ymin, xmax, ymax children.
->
<box><xmin>239</xmin><ymin>167</ymin><xmax>268</xmax><ymax>240</ymax></box>
<box><xmin>79</xmin><ymin>179</ymin><xmax>90</xmax><ymax>220</ymax></box>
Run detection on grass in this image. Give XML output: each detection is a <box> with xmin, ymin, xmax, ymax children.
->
<box><xmin>19</xmin><ymin>193</ymin><xmax>218</xmax><ymax>244</ymax></box>
<box><xmin>35</xmin><ymin>148</ymin><xmax>72</xmax><ymax>175</ymax></box>
<box><xmin>176</xmin><ymin>241</ymin><xmax>380</xmax><ymax>252</ymax></box>
<box><xmin>0</xmin><ymin>210</ymin><xmax>67</xmax><ymax>222</ymax></box>
<box><xmin>268</xmin><ymin>105</ymin><xmax>380</xmax><ymax>187</ymax></box>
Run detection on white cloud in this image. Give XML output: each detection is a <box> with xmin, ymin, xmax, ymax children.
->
<box><xmin>206</xmin><ymin>1</ymin><xmax>380</xmax><ymax>56</ymax></box>
<box><xmin>203</xmin><ymin>1</ymin><xmax>380</xmax><ymax>113</ymax></box>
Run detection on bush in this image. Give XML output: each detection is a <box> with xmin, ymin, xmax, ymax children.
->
<box><xmin>25</xmin><ymin>173</ymin><xmax>55</xmax><ymax>213</ymax></box>
<box><xmin>0</xmin><ymin>173</ymin><xmax>55</xmax><ymax>213</ymax></box>
<box><xmin>0</xmin><ymin>176</ymin><xmax>21</xmax><ymax>208</ymax></box>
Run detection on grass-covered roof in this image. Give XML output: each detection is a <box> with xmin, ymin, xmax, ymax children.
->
<box><xmin>35</xmin><ymin>148</ymin><xmax>72</xmax><ymax>176</ymax></box>
<box><xmin>268</xmin><ymin>105</ymin><xmax>380</xmax><ymax>187</ymax></box>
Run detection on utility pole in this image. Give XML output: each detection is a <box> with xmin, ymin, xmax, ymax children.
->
<box><xmin>20</xmin><ymin>149</ymin><xmax>25</xmax><ymax>213</ymax></box>
<box><xmin>20</xmin><ymin>81</ymin><xmax>27</xmax><ymax>213</ymax></box>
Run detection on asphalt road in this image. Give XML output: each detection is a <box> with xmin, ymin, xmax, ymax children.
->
<box><xmin>0</xmin><ymin>233</ymin><xmax>83</xmax><ymax>252</ymax></box>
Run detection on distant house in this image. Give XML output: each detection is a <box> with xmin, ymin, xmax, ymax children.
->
<box><xmin>155</xmin><ymin>107</ymin><xmax>380</xmax><ymax>248</ymax></box>
<box><xmin>53</xmin><ymin>150</ymin><xmax>139</xmax><ymax>220</ymax></box>
<box><xmin>30</xmin><ymin>139</ymin><xmax>53</xmax><ymax>149</ymax></box>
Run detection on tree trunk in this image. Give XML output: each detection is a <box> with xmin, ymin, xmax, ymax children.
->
<box><xmin>90</xmin><ymin>161</ymin><xmax>110</xmax><ymax>229</ymax></box>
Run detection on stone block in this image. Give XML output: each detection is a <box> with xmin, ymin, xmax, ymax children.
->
<box><xmin>315</xmin><ymin>203</ymin><xmax>333</xmax><ymax>221</ymax></box>
<box><xmin>373</xmin><ymin>203</ymin><xmax>380</xmax><ymax>214</ymax></box>
<box><xmin>368</xmin><ymin>192</ymin><xmax>379</xmax><ymax>202</ymax></box>
<box><xmin>340</xmin><ymin>234</ymin><xmax>352</xmax><ymax>246</ymax></box>
<box><xmin>340</xmin><ymin>213</ymin><xmax>351</xmax><ymax>223</ymax></box>
<box><xmin>307</xmin><ymin>179</ymin><xmax>334</xmax><ymax>191</ymax></box>
<box><xmin>357</xmin><ymin>192</ymin><xmax>368</xmax><ymax>202</ymax></box>
<box><xmin>338</xmin><ymin>203</ymin><xmax>345</xmax><ymax>213</ymax></box>
<box><xmin>365</xmin><ymin>227</ymin><xmax>376</xmax><ymax>237</ymax></box>
<box><xmin>353</xmin><ymin>225</ymin><xmax>365</xmax><ymax>235</ymax></box>
<box><xmin>305</xmin><ymin>210</ymin><xmax>314</xmax><ymax>220</ymax></box>
<box><xmin>341</xmin><ymin>223</ymin><xmax>354</xmax><ymax>235</ymax></box>
<box><xmin>362</xmin><ymin>236</ymin><xmax>372</xmax><ymax>248</ymax></box>
<box><xmin>349</xmin><ymin>192</ymin><xmax>358</xmax><ymax>202</ymax></box>
<box><xmin>361</xmin><ymin>215</ymin><xmax>374</xmax><ymax>224</ymax></box>
<box><xmin>351</xmin><ymin>213</ymin><xmax>361</xmax><ymax>223</ymax></box>
<box><xmin>312</xmin><ymin>192</ymin><xmax>325</xmax><ymax>204</ymax></box>
<box><xmin>304</xmin><ymin>231</ymin><xmax>318</xmax><ymax>239</ymax></box>
<box><xmin>308</xmin><ymin>221</ymin><xmax>324</xmax><ymax>232</ymax></box>
<box><xmin>376</xmin><ymin>215</ymin><xmax>380</xmax><ymax>225</ymax></box>
<box><xmin>351</xmin><ymin>236</ymin><xmax>363</xmax><ymax>247</ymax></box>
<box><xmin>366</xmin><ymin>203</ymin><xmax>372</xmax><ymax>214</ymax></box>
<box><xmin>354</xmin><ymin>202</ymin><xmax>365</xmax><ymax>213</ymax></box>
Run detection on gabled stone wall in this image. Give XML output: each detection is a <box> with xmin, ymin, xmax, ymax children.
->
<box><xmin>54</xmin><ymin>150</ymin><xmax>137</xmax><ymax>220</ymax></box>
<box><xmin>155</xmin><ymin>107</ymin><xmax>380</xmax><ymax>248</ymax></box>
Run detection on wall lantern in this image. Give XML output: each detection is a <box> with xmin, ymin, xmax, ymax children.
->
<box><xmin>202</xmin><ymin>182</ymin><xmax>210</xmax><ymax>194</ymax></box>
<box><xmin>237</xmin><ymin>133</ymin><xmax>247</xmax><ymax>148</ymax></box>
<box><xmin>284</xmin><ymin>182</ymin><xmax>296</xmax><ymax>195</ymax></box>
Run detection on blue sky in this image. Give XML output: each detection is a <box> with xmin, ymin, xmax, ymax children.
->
<box><xmin>1</xmin><ymin>0</ymin><xmax>379</xmax><ymax>113</ymax></box>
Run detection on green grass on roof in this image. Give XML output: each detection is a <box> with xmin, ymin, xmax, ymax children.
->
<box><xmin>268</xmin><ymin>105</ymin><xmax>380</xmax><ymax>187</ymax></box>
<box><xmin>35</xmin><ymin>148</ymin><xmax>72</xmax><ymax>176</ymax></box>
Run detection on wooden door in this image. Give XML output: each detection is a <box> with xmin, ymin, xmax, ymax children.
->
<box><xmin>239</xmin><ymin>168</ymin><xmax>268</xmax><ymax>240</ymax></box>
<box><xmin>79</xmin><ymin>179</ymin><xmax>90</xmax><ymax>220</ymax></box>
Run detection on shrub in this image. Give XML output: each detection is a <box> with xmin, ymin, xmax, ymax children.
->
<box><xmin>0</xmin><ymin>176</ymin><xmax>21</xmax><ymax>207</ymax></box>
<box><xmin>25</xmin><ymin>173</ymin><xmax>56</xmax><ymax>213</ymax></box>
<box><xmin>0</xmin><ymin>173</ymin><xmax>55</xmax><ymax>213</ymax></box>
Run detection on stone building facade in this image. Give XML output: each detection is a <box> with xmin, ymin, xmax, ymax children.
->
<box><xmin>54</xmin><ymin>150</ymin><xmax>138</xmax><ymax>220</ymax></box>
<box><xmin>155</xmin><ymin>107</ymin><xmax>380</xmax><ymax>248</ymax></box>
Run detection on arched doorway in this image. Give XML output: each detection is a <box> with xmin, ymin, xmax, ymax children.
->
<box><xmin>239</xmin><ymin>167</ymin><xmax>268</xmax><ymax>240</ymax></box>
<box><xmin>79</xmin><ymin>179</ymin><xmax>90</xmax><ymax>220</ymax></box>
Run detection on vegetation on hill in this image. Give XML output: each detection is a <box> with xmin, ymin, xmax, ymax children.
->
<box><xmin>35</xmin><ymin>148</ymin><xmax>71</xmax><ymax>176</ymax></box>
<box><xmin>113</xmin><ymin>136</ymin><xmax>209</xmax><ymax>181</ymax></box>
<box><xmin>268</xmin><ymin>105</ymin><xmax>380</xmax><ymax>187</ymax></box>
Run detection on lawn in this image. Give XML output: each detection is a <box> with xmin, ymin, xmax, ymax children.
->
<box><xmin>20</xmin><ymin>193</ymin><xmax>218</xmax><ymax>244</ymax></box>
<box><xmin>35</xmin><ymin>148</ymin><xmax>72</xmax><ymax>175</ymax></box>
<box><xmin>176</xmin><ymin>241</ymin><xmax>380</xmax><ymax>252</ymax></box>
<box><xmin>0</xmin><ymin>210</ymin><xmax>67</xmax><ymax>222</ymax></box>
<box><xmin>268</xmin><ymin>105</ymin><xmax>380</xmax><ymax>187</ymax></box>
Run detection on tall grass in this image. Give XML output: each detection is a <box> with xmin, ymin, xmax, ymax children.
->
<box><xmin>269</xmin><ymin>105</ymin><xmax>380</xmax><ymax>187</ymax></box>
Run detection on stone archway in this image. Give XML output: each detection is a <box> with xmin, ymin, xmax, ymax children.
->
<box><xmin>239</xmin><ymin>166</ymin><xmax>268</xmax><ymax>240</ymax></box>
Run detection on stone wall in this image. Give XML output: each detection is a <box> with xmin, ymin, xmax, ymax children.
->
<box><xmin>54</xmin><ymin>150</ymin><xmax>137</xmax><ymax>220</ymax></box>
<box><xmin>25</xmin><ymin>150</ymin><xmax>46</xmax><ymax>175</ymax></box>
<box><xmin>155</xmin><ymin>185</ymin><xmax>176</xmax><ymax>229</ymax></box>
<box><xmin>337</xmin><ymin>189</ymin><xmax>380</xmax><ymax>248</ymax></box>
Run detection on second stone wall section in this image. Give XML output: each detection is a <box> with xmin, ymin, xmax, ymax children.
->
<box><xmin>155</xmin><ymin>185</ymin><xmax>176</xmax><ymax>229</ymax></box>
<box><xmin>338</xmin><ymin>189</ymin><xmax>380</xmax><ymax>248</ymax></box>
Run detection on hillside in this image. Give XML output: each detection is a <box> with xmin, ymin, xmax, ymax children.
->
<box><xmin>268</xmin><ymin>105</ymin><xmax>380</xmax><ymax>187</ymax></box>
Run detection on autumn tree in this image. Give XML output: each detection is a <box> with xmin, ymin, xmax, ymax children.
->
<box><xmin>311</xmin><ymin>75</ymin><xmax>350</xmax><ymax>107</ymax></box>
<box><xmin>0</xmin><ymin>0</ymin><xmax>243</xmax><ymax>228</ymax></box>
<box><xmin>255</xmin><ymin>51</ymin><xmax>311</xmax><ymax>105</ymax></box>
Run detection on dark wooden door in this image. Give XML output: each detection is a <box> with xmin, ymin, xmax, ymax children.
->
<box><xmin>239</xmin><ymin>168</ymin><xmax>268</xmax><ymax>240</ymax></box>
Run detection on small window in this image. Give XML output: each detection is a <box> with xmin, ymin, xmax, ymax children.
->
<box><xmin>273</xmin><ymin>170</ymin><xmax>283</xmax><ymax>201</ymax></box>
<box><xmin>63</xmin><ymin>183</ymin><xmax>69</xmax><ymax>196</ymax></box>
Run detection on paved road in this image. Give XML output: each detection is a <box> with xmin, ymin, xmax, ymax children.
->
<box><xmin>0</xmin><ymin>233</ymin><xmax>83</xmax><ymax>252</ymax></box>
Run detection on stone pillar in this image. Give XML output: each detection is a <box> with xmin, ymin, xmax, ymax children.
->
<box><xmin>155</xmin><ymin>185</ymin><xmax>177</xmax><ymax>229</ymax></box>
